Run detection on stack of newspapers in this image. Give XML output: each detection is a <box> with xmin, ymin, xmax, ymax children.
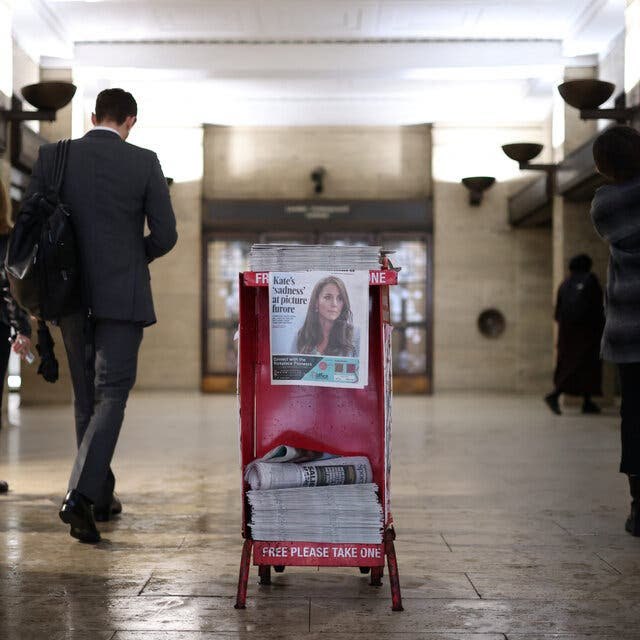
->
<box><xmin>249</xmin><ymin>244</ymin><xmax>382</xmax><ymax>271</ymax></box>
<box><xmin>245</xmin><ymin>445</ymin><xmax>383</xmax><ymax>543</ymax></box>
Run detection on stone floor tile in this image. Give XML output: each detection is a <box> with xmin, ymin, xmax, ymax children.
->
<box><xmin>309</xmin><ymin>597</ymin><xmax>640</xmax><ymax>634</ymax></box>
<box><xmin>0</xmin><ymin>633</ymin><xmax>115</xmax><ymax>640</ymax></box>
<box><xmin>466</xmin><ymin>567</ymin><xmax>640</xmax><ymax>599</ymax></box>
<box><xmin>112</xmin><ymin>633</ymin><xmax>507</xmax><ymax>640</ymax></box>
<box><xmin>1</xmin><ymin>596</ymin><xmax>310</xmax><ymax>633</ymax></box>
<box><xmin>507</xmin><ymin>636</ymin><xmax>640</xmax><ymax>640</ymax></box>
<box><xmin>0</xmin><ymin>568</ymin><xmax>151</xmax><ymax>597</ymax></box>
<box><xmin>594</xmin><ymin>548</ymin><xmax>640</xmax><ymax>574</ymax></box>
<box><xmin>142</xmin><ymin>567</ymin><xmax>478</xmax><ymax>599</ymax></box>
<box><xmin>1</xmin><ymin>392</ymin><xmax>639</xmax><ymax>637</ymax></box>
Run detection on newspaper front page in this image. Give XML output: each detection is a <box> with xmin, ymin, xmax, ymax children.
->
<box><xmin>269</xmin><ymin>270</ymin><xmax>369</xmax><ymax>388</ymax></box>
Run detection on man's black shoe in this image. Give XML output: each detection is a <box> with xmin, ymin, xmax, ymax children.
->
<box><xmin>59</xmin><ymin>490</ymin><xmax>101</xmax><ymax>543</ymax></box>
<box><xmin>582</xmin><ymin>400</ymin><xmax>601</xmax><ymax>414</ymax></box>
<box><xmin>544</xmin><ymin>393</ymin><xmax>561</xmax><ymax>415</ymax></box>
<box><xmin>94</xmin><ymin>493</ymin><xmax>122</xmax><ymax>522</ymax></box>
<box><xmin>0</xmin><ymin>480</ymin><xmax>8</xmax><ymax>493</ymax></box>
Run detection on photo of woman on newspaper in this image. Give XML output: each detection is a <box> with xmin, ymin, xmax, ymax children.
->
<box><xmin>294</xmin><ymin>275</ymin><xmax>360</xmax><ymax>357</ymax></box>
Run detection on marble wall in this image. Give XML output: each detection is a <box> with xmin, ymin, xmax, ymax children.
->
<box><xmin>431</xmin><ymin>123</ymin><xmax>554</xmax><ymax>393</ymax></box>
<box><xmin>205</xmin><ymin>123</ymin><xmax>554</xmax><ymax>392</ymax></box>
<box><xmin>204</xmin><ymin>124</ymin><xmax>432</xmax><ymax>199</ymax></box>
<box><xmin>136</xmin><ymin>178</ymin><xmax>202</xmax><ymax>390</ymax></box>
<box><xmin>432</xmin><ymin>171</ymin><xmax>553</xmax><ymax>391</ymax></box>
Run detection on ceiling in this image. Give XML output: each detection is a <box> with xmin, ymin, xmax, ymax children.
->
<box><xmin>10</xmin><ymin>0</ymin><xmax>627</xmax><ymax>126</ymax></box>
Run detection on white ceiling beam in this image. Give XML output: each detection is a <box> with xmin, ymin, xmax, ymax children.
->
<box><xmin>74</xmin><ymin>40</ymin><xmax>564</xmax><ymax>74</ymax></box>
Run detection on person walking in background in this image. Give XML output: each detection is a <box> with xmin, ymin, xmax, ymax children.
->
<box><xmin>544</xmin><ymin>254</ymin><xmax>604</xmax><ymax>416</ymax></box>
<box><xmin>23</xmin><ymin>88</ymin><xmax>177</xmax><ymax>542</ymax></box>
<box><xmin>591</xmin><ymin>125</ymin><xmax>640</xmax><ymax>537</ymax></box>
<box><xmin>0</xmin><ymin>182</ymin><xmax>33</xmax><ymax>492</ymax></box>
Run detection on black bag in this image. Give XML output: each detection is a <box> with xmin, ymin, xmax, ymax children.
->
<box><xmin>5</xmin><ymin>140</ymin><xmax>82</xmax><ymax>321</ymax></box>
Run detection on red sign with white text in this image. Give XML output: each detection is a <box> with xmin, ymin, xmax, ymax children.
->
<box><xmin>244</xmin><ymin>270</ymin><xmax>397</xmax><ymax>287</ymax></box>
<box><xmin>253</xmin><ymin>541</ymin><xmax>385</xmax><ymax>566</ymax></box>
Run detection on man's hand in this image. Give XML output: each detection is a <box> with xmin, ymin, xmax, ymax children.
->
<box><xmin>12</xmin><ymin>334</ymin><xmax>32</xmax><ymax>360</ymax></box>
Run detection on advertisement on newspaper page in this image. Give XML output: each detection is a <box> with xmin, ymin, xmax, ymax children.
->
<box><xmin>269</xmin><ymin>271</ymin><xmax>369</xmax><ymax>388</ymax></box>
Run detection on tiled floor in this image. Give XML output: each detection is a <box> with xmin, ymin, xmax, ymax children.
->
<box><xmin>0</xmin><ymin>391</ymin><xmax>639</xmax><ymax>639</ymax></box>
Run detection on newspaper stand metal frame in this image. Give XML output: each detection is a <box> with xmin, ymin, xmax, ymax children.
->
<box><xmin>235</xmin><ymin>266</ymin><xmax>403</xmax><ymax>611</ymax></box>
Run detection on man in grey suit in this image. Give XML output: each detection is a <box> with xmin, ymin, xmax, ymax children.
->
<box><xmin>25</xmin><ymin>88</ymin><xmax>177</xmax><ymax>542</ymax></box>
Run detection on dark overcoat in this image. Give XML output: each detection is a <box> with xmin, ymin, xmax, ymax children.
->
<box><xmin>591</xmin><ymin>177</ymin><xmax>640</xmax><ymax>363</ymax></box>
<box><xmin>554</xmin><ymin>272</ymin><xmax>604</xmax><ymax>395</ymax></box>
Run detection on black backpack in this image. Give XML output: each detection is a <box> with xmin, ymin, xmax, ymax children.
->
<box><xmin>5</xmin><ymin>139</ymin><xmax>82</xmax><ymax>321</ymax></box>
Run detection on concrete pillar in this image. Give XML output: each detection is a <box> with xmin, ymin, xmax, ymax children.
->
<box><xmin>17</xmin><ymin>66</ymin><xmax>75</xmax><ymax>406</ymax></box>
<box><xmin>552</xmin><ymin>66</ymin><xmax>614</xmax><ymax>405</ymax></box>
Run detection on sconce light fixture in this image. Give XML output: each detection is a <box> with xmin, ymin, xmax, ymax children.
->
<box><xmin>501</xmin><ymin>143</ymin><xmax>556</xmax><ymax>172</ymax></box>
<box><xmin>461</xmin><ymin>176</ymin><xmax>495</xmax><ymax>206</ymax></box>
<box><xmin>502</xmin><ymin>143</ymin><xmax>556</xmax><ymax>201</ymax></box>
<box><xmin>557</xmin><ymin>79</ymin><xmax>639</xmax><ymax>122</ymax></box>
<box><xmin>310</xmin><ymin>166</ymin><xmax>326</xmax><ymax>194</ymax></box>
<box><xmin>0</xmin><ymin>81</ymin><xmax>76</xmax><ymax>122</ymax></box>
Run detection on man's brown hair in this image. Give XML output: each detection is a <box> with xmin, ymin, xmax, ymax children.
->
<box><xmin>593</xmin><ymin>125</ymin><xmax>640</xmax><ymax>183</ymax></box>
<box><xmin>95</xmin><ymin>88</ymin><xmax>137</xmax><ymax>125</ymax></box>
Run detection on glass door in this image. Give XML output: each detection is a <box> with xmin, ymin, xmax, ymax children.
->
<box><xmin>202</xmin><ymin>231</ymin><xmax>432</xmax><ymax>393</ymax></box>
<box><xmin>202</xmin><ymin>234</ymin><xmax>255</xmax><ymax>391</ymax></box>
<box><xmin>379</xmin><ymin>233</ymin><xmax>431</xmax><ymax>393</ymax></box>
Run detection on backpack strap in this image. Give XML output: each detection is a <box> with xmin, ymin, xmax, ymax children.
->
<box><xmin>50</xmin><ymin>139</ymin><xmax>71</xmax><ymax>198</ymax></box>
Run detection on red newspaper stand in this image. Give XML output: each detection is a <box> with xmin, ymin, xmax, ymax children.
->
<box><xmin>235</xmin><ymin>267</ymin><xmax>403</xmax><ymax>611</ymax></box>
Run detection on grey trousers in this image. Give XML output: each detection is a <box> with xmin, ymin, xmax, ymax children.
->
<box><xmin>59</xmin><ymin>314</ymin><xmax>143</xmax><ymax>506</ymax></box>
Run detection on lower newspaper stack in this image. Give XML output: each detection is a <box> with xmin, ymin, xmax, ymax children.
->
<box><xmin>247</xmin><ymin>483</ymin><xmax>383</xmax><ymax>543</ymax></box>
<box><xmin>244</xmin><ymin>445</ymin><xmax>383</xmax><ymax>544</ymax></box>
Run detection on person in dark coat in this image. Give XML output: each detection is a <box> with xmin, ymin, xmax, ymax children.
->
<box><xmin>23</xmin><ymin>88</ymin><xmax>177</xmax><ymax>542</ymax></box>
<box><xmin>591</xmin><ymin>125</ymin><xmax>640</xmax><ymax>537</ymax></box>
<box><xmin>544</xmin><ymin>254</ymin><xmax>604</xmax><ymax>415</ymax></box>
<box><xmin>0</xmin><ymin>181</ymin><xmax>33</xmax><ymax>493</ymax></box>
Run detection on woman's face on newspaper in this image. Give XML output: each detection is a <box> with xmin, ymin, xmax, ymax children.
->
<box><xmin>317</xmin><ymin>283</ymin><xmax>344</xmax><ymax>323</ymax></box>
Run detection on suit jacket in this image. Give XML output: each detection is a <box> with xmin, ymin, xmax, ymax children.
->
<box><xmin>25</xmin><ymin>129</ymin><xmax>177</xmax><ymax>326</ymax></box>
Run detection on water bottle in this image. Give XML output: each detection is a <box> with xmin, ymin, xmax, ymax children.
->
<box><xmin>9</xmin><ymin>335</ymin><xmax>35</xmax><ymax>364</ymax></box>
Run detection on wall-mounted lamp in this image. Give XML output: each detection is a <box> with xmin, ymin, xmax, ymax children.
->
<box><xmin>501</xmin><ymin>143</ymin><xmax>556</xmax><ymax>172</ymax></box>
<box><xmin>461</xmin><ymin>176</ymin><xmax>495</xmax><ymax>206</ymax></box>
<box><xmin>557</xmin><ymin>79</ymin><xmax>639</xmax><ymax>122</ymax></box>
<box><xmin>310</xmin><ymin>166</ymin><xmax>326</xmax><ymax>194</ymax></box>
<box><xmin>502</xmin><ymin>143</ymin><xmax>556</xmax><ymax>201</ymax></box>
<box><xmin>0</xmin><ymin>81</ymin><xmax>76</xmax><ymax>122</ymax></box>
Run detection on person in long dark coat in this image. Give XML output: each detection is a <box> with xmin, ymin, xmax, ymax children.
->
<box><xmin>544</xmin><ymin>254</ymin><xmax>604</xmax><ymax>415</ymax></box>
<box><xmin>591</xmin><ymin>125</ymin><xmax>640</xmax><ymax>537</ymax></box>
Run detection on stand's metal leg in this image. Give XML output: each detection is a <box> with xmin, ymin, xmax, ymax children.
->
<box><xmin>258</xmin><ymin>564</ymin><xmax>271</xmax><ymax>585</ymax></box>
<box><xmin>370</xmin><ymin>566</ymin><xmax>383</xmax><ymax>586</ymax></box>
<box><xmin>385</xmin><ymin>528</ymin><xmax>404</xmax><ymax>611</ymax></box>
<box><xmin>234</xmin><ymin>538</ymin><xmax>253</xmax><ymax>609</ymax></box>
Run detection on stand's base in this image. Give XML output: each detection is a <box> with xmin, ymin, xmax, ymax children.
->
<box><xmin>234</xmin><ymin>528</ymin><xmax>403</xmax><ymax>611</ymax></box>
